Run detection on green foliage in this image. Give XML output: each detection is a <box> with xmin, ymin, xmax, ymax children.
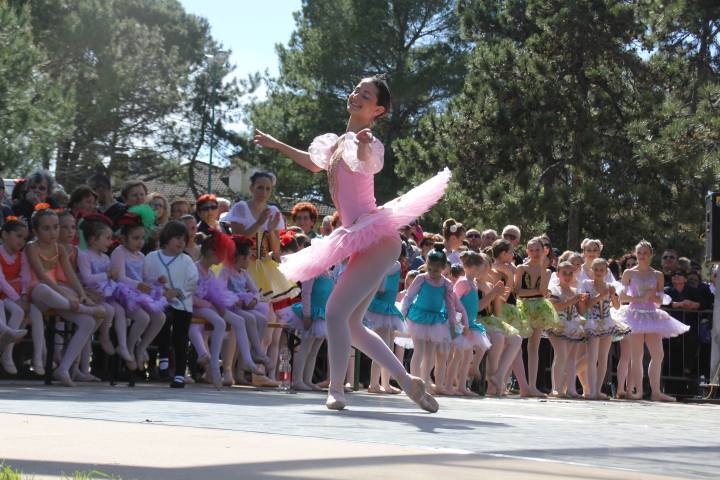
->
<box><xmin>0</xmin><ymin>0</ymin><xmax>73</xmax><ymax>175</ymax></box>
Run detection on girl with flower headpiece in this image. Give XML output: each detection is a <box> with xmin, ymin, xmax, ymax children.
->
<box><xmin>111</xmin><ymin>213</ymin><xmax>167</xmax><ymax>371</ymax></box>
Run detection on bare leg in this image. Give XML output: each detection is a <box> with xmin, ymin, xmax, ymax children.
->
<box><xmin>551</xmin><ymin>338</ymin><xmax>567</xmax><ymax>396</ymax></box>
<box><xmin>629</xmin><ymin>334</ymin><xmax>646</xmax><ymax>400</ymax></box>
<box><xmin>491</xmin><ymin>335</ymin><xmax>521</xmax><ymax>396</ymax></box>
<box><xmin>565</xmin><ymin>343</ymin><xmax>579</xmax><ymax>397</ymax></box>
<box><xmin>647</xmin><ymin>333</ymin><xmax>674</xmax><ymax>402</ymax></box>
<box><xmin>596</xmin><ymin>336</ymin><xmax>613</xmax><ymax>399</ymax></box>
<box><xmin>585</xmin><ymin>336</ymin><xmax>600</xmax><ymax>399</ymax></box>
<box><xmin>303</xmin><ymin>337</ymin><xmax>324</xmax><ymax>389</ymax></box>
<box><xmin>527</xmin><ymin>328</ymin><xmax>542</xmax><ymax>392</ymax></box>
<box><xmin>485</xmin><ymin>332</ymin><xmax>504</xmax><ymax>394</ymax></box>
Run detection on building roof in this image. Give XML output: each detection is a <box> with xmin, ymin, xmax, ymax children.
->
<box><xmin>142</xmin><ymin>161</ymin><xmax>233</xmax><ymax>203</ymax></box>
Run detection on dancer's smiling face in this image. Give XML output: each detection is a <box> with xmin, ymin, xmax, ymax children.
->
<box><xmin>346</xmin><ymin>79</ymin><xmax>386</xmax><ymax>123</ymax></box>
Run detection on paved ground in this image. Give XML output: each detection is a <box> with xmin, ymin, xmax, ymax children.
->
<box><xmin>0</xmin><ymin>381</ymin><xmax>718</xmax><ymax>479</ymax></box>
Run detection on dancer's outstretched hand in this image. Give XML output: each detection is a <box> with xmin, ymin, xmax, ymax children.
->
<box><xmin>355</xmin><ymin>128</ymin><xmax>374</xmax><ymax>144</ymax></box>
<box><xmin>254</xmin><ymin>129</ymin><xmax>279</xmax><ymax>150</ymax></box>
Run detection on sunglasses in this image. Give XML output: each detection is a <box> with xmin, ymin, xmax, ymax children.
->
<box><xmin>198</xmin><ymin>205</ymin><xmax>218</xmax><ymax>212</ymax></box>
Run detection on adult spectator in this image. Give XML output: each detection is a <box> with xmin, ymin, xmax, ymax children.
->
<box><xmin>147</xmin><ymin>193</ymin><xmax>170</xmax><ymax>228</ymax></box>
<box><xmin>661</xmin><ymin>248</ymin><xmax>678</xmax><ymax>286</ymax></box>
<box><xmin>121</xmin><ymin>180</ymin><xmax>148</xmax><ymax>207</ymax></box>
<box><xmin>169</xmin><ymin>198</ymin><xmax>192</xmax><ymax>220</ymax></box>
<box><xmin>88</xmin><ymin>173</ymin><xmax>126</xmax><ymax>223</ymax></box>
<box><xmin>320</xmin><ymin>215</ymin><xmax>334</xmax><ymax>236</ymax></box>
<box><xmin>501</xmin><ymin>224</ymin><xmax>523</xmax><ymax>265</ymax></box>
<box><xmin>67</xmin><ymin>185</ymin><xmax>99</xmax><ymax>219</ymax></box>
<box><xmin>687</xmin><ymin>270</ymin><xmax>715</xmax><ymax>311</ymax></box>
<box><xmin>665</xmin><ymin>271</ymin><xmax>702</xmax><ymax>311</ymax></box>
<box><xmin>12</xmin><ymin>170</ymin><xmax>59</xmax><ymax>225</ymax></box>
<box><xmin>217</xmin><ymin>197</ymin><xmax>232</xmax><ymax>216</ymax></box>
<box><xmin>619</xmin><ymin>253</ymin><xmax>637</xmax><ymax>273</ymax></box>
<box><xmin>196</xmin><ymin>194</ymin><xmax>229</xmax><ymax>234</ymax></box>
<box><xmin>480</xmin><ymin>229</ymin><xmax>498</xmax><ymax>250</ymax></box>
<box><xmin>291</xmin><ymin>201</ymin><xmax>319</xmax><ymax>238</ymax></box>
<box><xmin>466</xmin><ymin>229</ymin><xmax>482</xmax><ymax>252</ymax></box>
<box><xmin>0</xmin><ymin>176</ymin><xmax>12</xmax><ymax>225</ymax></box>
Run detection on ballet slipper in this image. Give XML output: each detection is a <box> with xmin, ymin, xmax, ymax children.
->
<box><xmin>651</xmin><ymin>392</ymin><xmax>676</xmax><ymax>402</ymax></box>
<box><xmin>1</xmin><ymin>351</ymin><xmax>18</xmax><ymax>375</ymax></box>
<box><xmin>33</xmin><ymin>355</ymin><xmax>45</xmax><ymax>376</ymax></box>
<box><xmin>615</xmin><ymin>390</ymin><xmax>626</xmax><ymax>400</ymax></box>
<box><xmin>383</xmin><ymin>384</ymin><xmax>402</xmax><ymax>394</ymax></box>
<box><xmin>293</xmin><ymin>381</ymin><xmax>313</xmax><ymax>391</ymax></box>
<box><xmin>235</xmin><ymin>374</ymin><xmax>253</xmax><ymax>386</ymax></box>
<box><xmin>549</xmin><ymin>390</ymin><xmax>561</xmax><ymax>398</ymax></box>
<box><xmin>367</xmin><ymin>384</ymin><xmax>386</xmax><ymax>394</ymax></box>
<box><xmin>222</xmin><ymin>371</ymin><xmax>235</xmax><ymax>387</ymax></box>
<box><xmin>309</xmin><ymin>383</ymin><xmax>323</xmax><ymax>392</ymax></box>
<box><xmin>239</xmin><ymin>361</ymin><xmax>264</xmax><ymax>376</ymax></box>
<box><xmin>529</xmin><ymin>388</ymin><xmax>547</xmax><ymax>398</ymax></box>
<box><xmin>325</xmin><ymin>390</ymin><xmax>347</xmax><ymax>411</ymax></box>
<box><xmin>403</xmin><ymin>376</ymin><xmax>439</xmax><ymax>413</ymax></box>
<box><xmin>251</xmin><ymin>373</ymin><xmax>279</xmax><ymax>388</ymax></box>
<box><xmin>74</xmin><ymin>371</ymin><xmax>101</xmax><ymax>382</ymax></box>
<box><xmin>317</xmin><ymin>379</ymin><xmax>330</xmax><ymax>389</ymax></box>
<box><xmin>210</xmin><ymin>368</ymin><xmax>223</xmax><ymax>390</ymax></box>
<box><xmin>6</xmin><ymin>328</ymin><xmax>28</xmax><ymax>343</ymax></box>
<box><xmin>196</xmin><ymin>354</ymin><xmax>210</xmax><ymax>369</ymax></box>
<box><xmin>53</xmin><ymin>368</ymin><xmax>75</xmax><ymax>387</ymax></box>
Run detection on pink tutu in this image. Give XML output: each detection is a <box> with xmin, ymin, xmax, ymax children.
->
<box><xmin>279</xmin><ymin>168</ymin><xmax>451</xmax><ymax>282</ymax></box>
<box><xmin>614</xmin><ymin>306</ymin><xmax>689</xmax><ymax>338</ymax></box>
<box><xmin>407</xmin><ymin>321</ymin><xmax>451</xmax><ymax>344</ymax></box>
<box><xmin>114</xmin><ymin>283</ymin><xmax>167</xmax><ymax>314</ymax></box>
<box><xmin>467</xmin><ymin>330</ymin><xmax>492</xmax><ymax>350</ymax></box>
<box><xmin>364</xmin><ymin>311</ymin><xmax>405</xmax><ymax>333</ymax></box>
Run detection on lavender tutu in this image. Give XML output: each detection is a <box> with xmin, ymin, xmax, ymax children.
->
<box><xmin>613</xmin><ymin>306</ymin><xmax>689</xmax><ymax>338</ymax></box>
<box><xmin>113</xmin><ymin>283</ymin><xmax>167</xmax><ymax>314</ymax></box>
<box><xmin>196</xmin><ymin>274</ymin><xmax>238</xmax><ymax>310</ymax></box>
<box><xmin>279</xmin><ymin>167</ymin><xmax>451</xmax><ymax>283</ymax></box>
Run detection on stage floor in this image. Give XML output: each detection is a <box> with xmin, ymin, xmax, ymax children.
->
<box><xmin>0</xmin><ymin>381</ymin><xmax>717</xmax><ymax>479</ymax></box>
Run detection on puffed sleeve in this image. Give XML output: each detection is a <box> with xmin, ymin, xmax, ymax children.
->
<box><xmin>308</xmin><ymin>133</ymin><xmax>339</xmax><ymax>171</ymax></box>
<box><xmin>221</xmin><ymin>201</ymin><xmax>250</xmax><ymax>225</ymax></box>
<box><xmin>342</xmin><ymin>132</ymin><xmax>384</xmax><ymax>174</ymax></box>
<box><xmin>269</xmin><ymin>205</ymin><xmax>285</xmax><ymax>231</ymax></box>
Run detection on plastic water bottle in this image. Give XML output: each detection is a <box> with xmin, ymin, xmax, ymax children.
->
<box><xmin>278</xmin><ymin>347</ymin><xmax>292</xmax><ymax>392</ymax></box>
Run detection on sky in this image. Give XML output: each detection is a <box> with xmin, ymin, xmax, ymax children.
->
<box><xmin>178</xmin><ymin>0</ymin><xmax>301</xmax><ymax>83</ymax></box>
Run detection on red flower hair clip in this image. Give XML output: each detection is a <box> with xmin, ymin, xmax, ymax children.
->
<box><xmin>116</xmin><ymin>212</ymin><xmax>143</xmax><ymax>228</ymax></box>
<box><xmin>79</xmin><ymin>212</ymin><xmax>113</xmax><ymax>227</ymax></box>
<box><xmin>5</xmin><ymin>215</ymin><xmax>19</xmax><ymax>221</ymax></box>
<box><xmin>279</xmin><ymin>229</ymin><xmax>297</xmax><ymax>248</ymax></box>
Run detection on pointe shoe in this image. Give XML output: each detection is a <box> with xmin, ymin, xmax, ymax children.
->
<box><xmin>251</xmin><ymin>373</ymin><xmax>279</xmax><ymax>388</ymax></box>
<box><xmin>53</xmin><ymin>368</ymin><xmax>75</xmax><ymax>387</ymax></box>
<box><xmin>1</xmin><ymin>353</ymin><xmax>18</xmax><ymax>375</ymax></box>
<box><xmin>242</xmin><ymin>362</ymin><xmax>265</xmax><ymax>377</ymax></box>
<box><xmin>326</xmin><ymin>390</ymin><xmax>347</xmax><ymax>410</ymax></box>
<box><xmin>197</xmin><ymin>354</ymin><xmax>210</xmax><ymax>369</ymax></box>
<box><xmin>403</xmin><ymin>376</ymin><xmax>439</xmax><ymax>413</ymax></box>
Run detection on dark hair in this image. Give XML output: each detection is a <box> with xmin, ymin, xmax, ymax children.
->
<box><xmin>367</xmin><ymin>74</ymin><xmax>391</xmax><ymax>119</ymax></box>
<box><xmin>195</xmin><ymin>232</ymin><xmax>214</xmax><ymax>256</ymax></box>
<box><xmin>459</xmin><ymin>250</ymin><xmax>483</xmax><ymax>267</ymax></box>
<box><xmin>427</xmin><ymin>243</ymin><xmax>447</xmax><ymax>265</ymax></box>
<box><xmin>491</xmin><ymin>239</ymin><xmax>513</xmax><ymax>258</ymax></box>
<box><xmin>671</xmin><ymin>270</ymin><xmax>687</xmax><ymax>278</ymax></box>
<box><xmin>442</xmin><ymin>218</ymin><xmax>465</xmax><ymax>239</ymax></box>
<box><xmin>250</xmin><ymin>171</ymin><xmax>275</xmax><ymax>186</ymax></box>
<box><xmin>31</xmin><ymin>208</ymin><xmax>58</xmax><ymax>230</ymax></box>
<box><xmin>232</xmin><ymin>236</ymin><xmax>254</xmax><ymax>258</ymax></box>
<box><xmin>280</xmin><ymin>236</ymin><xmax>299</xmax><ymax>253</ymax></box>
<box><xmin>88</xmin><ymin>173</ymin><xmax>111</xmax><ymax>189</ymax></box>
<box><xmin>68</xmin><ymin>185</ymin><xmax>98</xmax><ymax>211</ymax></box>
<box><xmin>450</xmin><ymin>264</ymin><xmax>465</xmax><ymax>278</ymax></box>
<box><xmin>619</xmin><ymin>253</ymin><xmax>637</xmax><ymax>271</ymax></box>
<box><xmin>295</xmin><ymin>232</ymin><xmax>311</xmax><ymax>249</ymax></box>
<box><xmin>80</xmin><ymin>219</ymin><xmax>111</xmax><ymax>243</ymax></box>
<box><xmin>159</xmin><ymin>220</ymin><xmax>189</xmax><ymax>247</ymax></box>
<box><xmin>1</xmin><ymin>219</ymin><xmax>28</xmax><ymax>235</ymax></box>
<box><xmin>56</xmin><ymin>209</ymin><xmax>75</xmax><ymax>222</ymax></box>
<box><xmin>27</xmin><ymin>169</ymin><xmax>55</xmax><ymax>193</ymax></box>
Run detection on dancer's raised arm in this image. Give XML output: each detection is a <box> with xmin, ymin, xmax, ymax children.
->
<box><xmin>254</xmin><ymin>129</ymin><xmax>322</xmax><ymax>173</ymax></box>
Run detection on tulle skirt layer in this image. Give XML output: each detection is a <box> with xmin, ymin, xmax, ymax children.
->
<box><xmin>279</xmin><ymin>169</ymin><xmax>451</xmax><ymax>282</ymax></box>
<box><xmin>517</xmin><ymin>298</ymin><xmax>560</xmax><ymax>331</ymax></box>
<box><xmin>480</xmin><ymin>314</ymin><xmax>520</xmax><ymax>337</ymax></box>
<box><xmin>500</xmin><ymin>304</ymin><xmax>533</xmax><ymax>338</ymax></box>
<box><xmin>364</xmin><ymin>311</ymin><xmax>405</xmax><ymax>333</ymax></box>
<box><xmin>549</xmin><ymin>314</ymin><xmax>586</xmax><ymax>341</ymax></box>
<box><xmin>614</xmin><ymin>306</ymin><xmax>689</xmax><ymax>338</ymax></box>
<box><xmin>113</xmin><ymin>283</ymin><xmax>167</xmax><ymax>315</ymax></box>
<box><xmin>407</xmin><ymin>321</ymin><xmax>451</xmax><ymax>343</ymax></box>
<box><xmin>251</xmin><ymin>257</ymin><xmax>300</xmax><ymax>302</ymax></box>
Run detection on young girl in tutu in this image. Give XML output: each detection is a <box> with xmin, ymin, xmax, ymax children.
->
<box><xmin>478</xmin><ymin>252</ymin><xmax>523</xmax><ymax>396</ymax></box>
<box><xmin>515</xmin><ymin>236</ymin><xmax>559</xmax><ymax>396</ymax></box>
<box><xmin>578</xmin><ymin>258</ymin><xmax>631</xmax><ymax>399</ymax></box>
<box><xmin>0</xmin><ymin>219</ymin><xmax>32</xmax><ymax>374</ymax></box>
<box><xmin>255</xmin><ymin>75</ymin><xmax>449</xmax><ymax>412</ymax></box>
<box><xmin>192</xmin><ymin>229</ymin><xmax>265</xmax><ymax>388</ymax></box>
<box><xmin>446</xmin><ymin>251</ymin><xmax>491</xmax><ymax>396</ymax></box>
<box><xmin>219</xmin><ymin>235</ymin><xmax>274</xmax><ymax>387</ymax></box>
<box><xmin>111</xmin><ymin>213</ymin><xmax>167</xmax><ymax>370</ymax></box>
<box><xmin>26</xmin><ymin>206</ymin><xmax>105</xmax><ymax>386</ymax></box>
<box><xmin>443</xmin><ymin>219</ymin><xmax>465</xmax><ymax>266</ymax></box>
<box><xmin>616</xmin><ymin>240</ymin><xmax>689</xmax><ymax>401</ymax></box>
<box><xmin>366</xmin><ymin>251</ymin><xmax>405</xmax><ymax>394</ymax></box>
<box><xmin>548</xmin><ymin>261</ymin><xmax>587</xmax><ymax>398</ymax></box>
<box><xmin>291</xmin><ymin>266</ymin><xmax>334</xmax><ymax>391</ymax></box>
<box><xmin>401</xmin><ymin>245</ymin><xmax>457</xmax><ymax>393</ymax></box>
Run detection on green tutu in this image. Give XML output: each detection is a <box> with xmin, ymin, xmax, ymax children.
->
<box><xmin>517</xmin><ymin>297</ymin><xmax>560</xmax><ymax>331</ymax></box>
<box><xmin>479</xmin><ymin>315</ymin><xmax>519</xmax><ymax>337</ymax></box>
<box><xmin>500</xmin><ymin>303</ymin><xmax>533</xmax><ymax>338</ymax></box>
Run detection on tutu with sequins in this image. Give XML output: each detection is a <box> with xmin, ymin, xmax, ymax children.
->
<box><xmin>279</xmin><ymin>133</ymin><xmax>450</xmax><ymax>283</ymax></box>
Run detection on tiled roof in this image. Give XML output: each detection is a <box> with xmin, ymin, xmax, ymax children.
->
<box><xmin>142</xmin><ymin>161</ymin><xmax>233</xmax><ymax>203</ymax></box>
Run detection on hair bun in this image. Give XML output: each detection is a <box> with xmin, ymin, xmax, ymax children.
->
<box><xmin>433</xmin><ymin>242</ymin><xmax>445</xmax><ymax>252</ymax></box>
